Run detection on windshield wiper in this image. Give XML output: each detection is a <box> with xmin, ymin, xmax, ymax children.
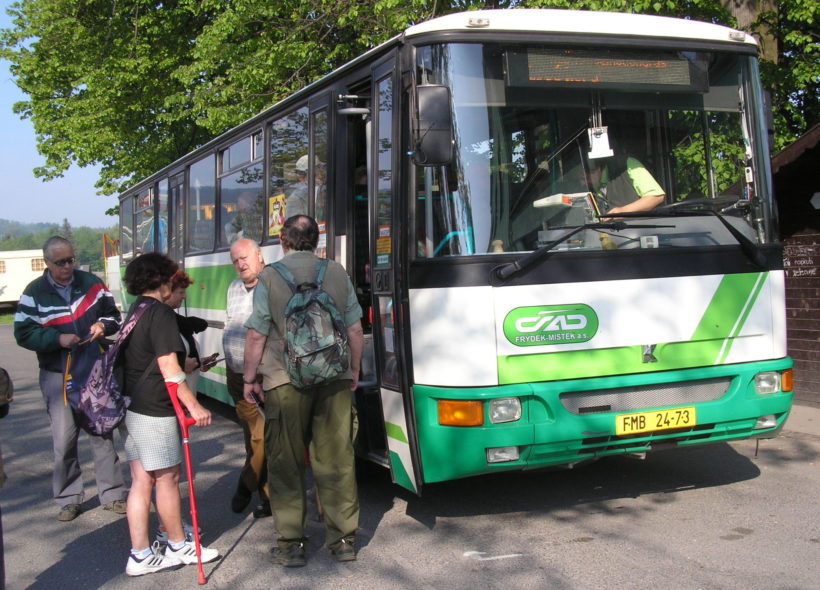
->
<box><xmin>608</xmin><ymin>202</ymin><xmax>766</xmax><ymax>269</ymax></box>
<box><xmin>493</xmin><ymin>221</ymin><xmax>672</xmax><ymax>282</ymax></box>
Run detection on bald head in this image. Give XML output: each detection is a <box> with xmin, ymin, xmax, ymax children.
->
<box><xmin>230</xmin><ymin>239</ymin><xmax>264</xmax><ymax>286</ymax></box>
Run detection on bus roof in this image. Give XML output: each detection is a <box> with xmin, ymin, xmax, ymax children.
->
<box><xmin>405</xmin><ymin>9</ymin><xmax>758</xmax><ymax>47</ymax></box>
<box><xmin>119</xmin><ymin>9</ymin><xmax>757</xmax><ymax>198</ymax></box>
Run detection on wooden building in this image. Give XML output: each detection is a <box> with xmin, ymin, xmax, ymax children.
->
<box><xmin>774</xmin><ymin>123</ymin><xmax>820</xmax><ymax>405</ymax></box>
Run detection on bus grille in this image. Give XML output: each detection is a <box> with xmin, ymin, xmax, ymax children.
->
<box><xmin>559</xmin><ymin>377</ymin><xmax>731</xmax><ymax>415</ymax></box>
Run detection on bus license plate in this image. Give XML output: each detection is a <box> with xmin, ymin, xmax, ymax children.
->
<box><xmin>615</xmin><ymin>407</ymin><xmax>696</xmax><ymax>436</ymax></box>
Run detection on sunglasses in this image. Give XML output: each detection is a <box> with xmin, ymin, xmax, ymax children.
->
<box><xmin>51</xmin><ymin>257</ymin><xmax>76</xmax><ymax>267</ymax></box>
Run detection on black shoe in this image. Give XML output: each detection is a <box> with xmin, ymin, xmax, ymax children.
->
<box><xmin>269</xmin><ymin>543</ymin><xmax>306</xmax><ymax>567</ymax></box>
<box><xmin>231</xmin><ymin>486</ymin><xmax>252</xmax><ymax>513</ymax></box>
<box><xmin>252</xmin><ymin>500</ymin><xmax>271</xmax><ymax>519</ymax></box>
<box><xmin>331</xmin><ymin>538</ymin><xmax>356</xmax><ymax>562</ymax></box>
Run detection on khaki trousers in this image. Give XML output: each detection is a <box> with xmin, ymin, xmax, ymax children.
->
<box><xmin>226</xmin><ymin>367</ymin><xmax>268</xmax><ymax>499</ymax></box>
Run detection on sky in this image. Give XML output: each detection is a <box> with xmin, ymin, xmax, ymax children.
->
<box><xmin>1</xmin><ymin>3</ymin><xmax>116</xmax><ymax>229</ymax></box>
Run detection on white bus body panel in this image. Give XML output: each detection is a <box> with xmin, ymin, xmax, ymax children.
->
<box><xmin>409</xmin><ymin>271</ymin><xmax>786</xmax><ymax>387</ymax></box>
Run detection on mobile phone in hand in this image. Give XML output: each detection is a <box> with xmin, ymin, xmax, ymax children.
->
<box><xmin>202</xmin><ymin>353</ymin><xmax>221</xmax><ymax>369</ymax></box>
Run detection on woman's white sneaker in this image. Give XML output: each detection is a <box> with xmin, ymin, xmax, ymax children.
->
<box><xmin>125</xmin><ymin>542</ymin><xmax>183</xmax><ymax>576</ymax></box>
<box><xmin>154</xmin><ymin>521</ymin><xmax>198</xmax><ymax>544</ymax></box>
<box><xmin>165</xmin><ymin>540</ymin><xmax>219</xmax><ymax>565</ymax></box>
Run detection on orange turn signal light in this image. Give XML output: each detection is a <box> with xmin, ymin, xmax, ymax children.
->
<box><xmin>438</xmin><ymin>400</ymin><xmax>484</xmax><ymax>426</ymax></box>
<box><xmin>781</xmin><ymin>368</ymin><xmax>793</xmax><ymax>392</ymax></box>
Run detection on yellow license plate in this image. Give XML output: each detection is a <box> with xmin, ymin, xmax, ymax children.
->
<box><xmin>615</xmin><ymin>406</ymin><xmax>696</xmax><ymax>436</ymax></box>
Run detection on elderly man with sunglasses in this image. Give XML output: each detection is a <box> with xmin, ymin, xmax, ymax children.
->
<box><xmin>14</xmin><ymin>236</ymin><xmax>128</xmax><ymax>522</ymax></box>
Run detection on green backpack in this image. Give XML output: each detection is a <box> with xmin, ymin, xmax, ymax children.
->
<box><xmin>271</xmin><ymin>259</ymin><xmax>350</xmax><ymax>388</ymax></box>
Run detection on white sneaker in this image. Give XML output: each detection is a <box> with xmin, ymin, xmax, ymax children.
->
<box><xmin>165</xmin><ymin>540</ymin><xmax>219</xmax><ymax>565</ymax></box>
<box><xmin>155</xmin><ymin>521</ymin><xmax>198</xmax><ymax>544</ymax></box>
<box><xmin>125</xmin><ymin>542</ymin><xmax>183</xmax><ymax>576</ymax></box>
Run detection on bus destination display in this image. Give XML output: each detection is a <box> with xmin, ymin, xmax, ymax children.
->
<box><xmin>506</xmin><ymin>48</ymin><xmax>707</xmax><ymax>91</ymax></box>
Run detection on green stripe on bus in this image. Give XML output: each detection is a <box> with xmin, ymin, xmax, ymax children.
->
<box><xmin>499</xmin><ymin>343</ymin><xmax>718</xmax><ymax>383</ymax></box>
<box><xmin>388</xmin><ymin>450</ymin><xmax>415</xmax><ymax>492</ymax></box>
<box><xmin>184</xmin><ymin>264</ymin><xmax>235</xmax><ymax>310</ymax></box>
<box><xmin>690</xmin><ymin>272</ymin><xmax>767</xmax><ymax>365</ymax></box>
<box><xmin>499</xmin><ymin>272</ymin><xmax>768</xmax><ymax>384</ymax></box>
<box><xmin>385</xmin><ymin>421</ymin><xmax>409</xmax><ymax>444</ymax></box>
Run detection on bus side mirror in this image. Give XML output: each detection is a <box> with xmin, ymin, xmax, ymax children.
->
<box><xmin>412</xmin><ymin>85</ymin><xmax>453</xmax><ymax>166</ymax></box>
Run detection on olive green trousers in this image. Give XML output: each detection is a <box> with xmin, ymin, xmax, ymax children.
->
<box><xmin>264</xmin><ymin>380</ymin><xmax>358</xmax><ymax>551</ymax></box>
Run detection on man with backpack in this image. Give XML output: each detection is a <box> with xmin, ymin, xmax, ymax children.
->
<box><xmin>243</xmin><ymin>215</ymin><xmax>363</xmax><ymax>567</ymax></box>
<box><xmin>13</xmin><ymin>236</ymin><xmax>128</xmax><ymax>522</ymax></box>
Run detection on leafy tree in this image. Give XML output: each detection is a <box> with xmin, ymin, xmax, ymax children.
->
<box><xmin>60</xmin><ymin>217</ymin><xmax>72</xmax><ymax>242</ymax></box>
<box><xmin>0</xmin><ymin>0</ymin><xmax>214</xmax><ymax>199</ymax></box>
<box><xmin>0</xmin><ymin>0</ymin><xmax>816</xmax><ymax>198</ymax></box>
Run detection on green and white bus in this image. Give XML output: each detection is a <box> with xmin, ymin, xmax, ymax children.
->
<box><xmin>113</xmin><ymin>9</ymin><xmax>794</xmax><ymax>493</ymax></box>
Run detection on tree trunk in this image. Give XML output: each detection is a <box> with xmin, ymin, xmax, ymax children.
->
<box><xmin>721</xmin><ymin>0</ymin><xmax>778</xmax><ymax>63</ymax></box>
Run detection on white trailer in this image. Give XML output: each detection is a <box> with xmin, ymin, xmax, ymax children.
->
<box><xmin>0</xmin><ymin>249</ymin><xmax>45</xmax><ymax>306</ymax></box>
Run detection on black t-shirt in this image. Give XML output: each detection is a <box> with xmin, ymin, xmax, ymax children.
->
<box><xmin>123</xmin><ymin>296</ymin><xmax>185</xmax><ymax>417</ymax></box>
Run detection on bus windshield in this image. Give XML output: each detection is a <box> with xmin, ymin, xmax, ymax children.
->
<box><xmin>414</xmin><ymin>42</ymin><xmax>769</xmax><ymax>258</ymax></box>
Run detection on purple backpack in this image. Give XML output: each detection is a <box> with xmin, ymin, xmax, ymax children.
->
<box><xmin>65</xmin><ymin>298</ymin><xmax>155</xmax><ymax>436</ymax></box>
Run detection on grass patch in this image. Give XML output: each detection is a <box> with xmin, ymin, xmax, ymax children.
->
<box><xmin>0</xmin><ymin>312</ymin><xmax>14</xmax><ymax>325</ymax></box>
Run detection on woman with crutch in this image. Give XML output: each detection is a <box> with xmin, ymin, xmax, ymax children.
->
<box><xmin>120</xmin><ymin>252</ymin><xmax>220</xmax><ymax>577</ymax></box>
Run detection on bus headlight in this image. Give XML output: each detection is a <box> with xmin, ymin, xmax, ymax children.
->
<box><xmin>754</xmin><ymin>371</ymin><xmax>780</xmax><ymax>394</ymax></box>
<box><xmin>486</xmin><ymin>446</ymin><xmax>519</xmax><ymax>463</ymax></box>
<box><xmin>489</xmin><ymin>398</ymin><xmax>521</xmax><ymax>424</ymax></box>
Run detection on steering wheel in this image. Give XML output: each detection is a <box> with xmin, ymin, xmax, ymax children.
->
<box><xmin>656</xmin><ymin>195</ymin><xmax>741</xmax><ymax>213</ymax></box>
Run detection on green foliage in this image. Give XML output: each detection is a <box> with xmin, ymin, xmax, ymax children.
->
<box><xmin>1</xmin><ymin>0</ymin><xmax>214</xmax><ymax>195</ymax></box>
<box><xmin>0</xmin><ymin>218</ymin><xmax>117</xmax><ymax>272</ymax></box>
<box><xmin>757</xmin><ymin>0</ymin><xmax>819</xmax><ymax>149</ymax></box>
<box><xmin>0</xmin><ymin>0</ymin><xmax>816</xmax><ymax>197</ymax></box>
<box><xmin>170</xmin><ymin>0</ymin><xmax>437</xmax><ymax>135</ymax></box>
<box><xmin>0</xmin><ymin>218</ymin><xmax>55</xmax><ymax>240</ymax></box>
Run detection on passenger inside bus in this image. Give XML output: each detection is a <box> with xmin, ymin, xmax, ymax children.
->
<box><xmin>587</xmin><ymin>131</ymin><xmax>666</xmax><ymax>217</ymax></box>
<box><xmin>584</xmin><ymin>117</ymin><xmax>666</xmax><ymax>216</ymax></box>
<box><xmin>225</xmin><ymin>191</ymin><xmax>263</xmax><ymax>243</ymax></box>
<box><xmin>285</xmin><ymin>155</ymin><xmax>310</xmax><ymax>217</ymax></box>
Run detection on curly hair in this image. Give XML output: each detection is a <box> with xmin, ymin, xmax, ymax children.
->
<box><xmin>170</xmin><ymin>269</ymin><xmax>194</xmax><ymax>291</ymax></box>
<box><xmin>280</xmin><ymin>215</ymin><xmax>319</xmax><ymax>251</ymax></box>
<box><xmin>123</xmin><ymin>252</ymin><xmax>179</xmax><ymax>296</ymax></box>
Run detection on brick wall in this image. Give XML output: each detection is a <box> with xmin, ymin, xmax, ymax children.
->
<box><xmin>783</xmin><ymin>233</ymin><xmax>820</xmax><ymax>404</ymax></box>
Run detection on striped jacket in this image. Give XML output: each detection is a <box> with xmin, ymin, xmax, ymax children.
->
<box><xmin>14</xmin><ymin>270</ymin><xmax>122</xmax><ymax>373</ymax></box>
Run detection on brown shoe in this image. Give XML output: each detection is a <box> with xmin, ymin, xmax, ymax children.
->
<box><xmin>103</xmin><ymin>499</ymin><xmax>127</xmax><ymax>514</ymax></box>
<box><xmin>58</xmin><ymin>504</ymin><xmax>81</xmax><ymax>521</ymax></box>
<box><xmin>331</xmin><ymin>538</ymin><xmax>356</xmax><ymax>562</ymax></box>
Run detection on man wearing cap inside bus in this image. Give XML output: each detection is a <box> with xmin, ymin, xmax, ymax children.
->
<box><xmin>285</xmin><ymin>155</ymin><xmax>310</xmax><ymax>217</ymax></box>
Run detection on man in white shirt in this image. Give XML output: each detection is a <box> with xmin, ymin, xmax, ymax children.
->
<box><xmin>224</xmin><ymin>238</ymin><xmax>269</xmax><ymax>517</ymax></box>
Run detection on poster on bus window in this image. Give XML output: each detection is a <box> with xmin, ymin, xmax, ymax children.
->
<box><xmin>315</xmin><ymin>221</ymin><xmax>327</xmax><ymax>259</ymax></box>
<box><xmin>268</xmin><ymin>193</ymin><xmax>286</xmax><ymax>237</ymax></box>
<box><xmin>376</xmin><ymin>225</ymin><xmax>391</xmax><ymax>266</ymax></box>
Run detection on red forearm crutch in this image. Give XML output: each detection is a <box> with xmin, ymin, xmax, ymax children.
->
<box><xmin>165</xmin><ymin>382</ymin><xmax>207</xmax><ymax>585</ymax></box>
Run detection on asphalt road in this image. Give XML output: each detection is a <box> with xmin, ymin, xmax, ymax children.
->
<box><xmin>1</xmin><ymin>323</ymin><xmax>818</xmax><ymax>590</ymax></box>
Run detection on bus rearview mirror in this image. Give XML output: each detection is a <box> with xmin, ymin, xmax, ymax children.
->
<box><xmin>413</xmin><ymin>85</ymin><xmax>454</xmax><ymax>166</ymax></box>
